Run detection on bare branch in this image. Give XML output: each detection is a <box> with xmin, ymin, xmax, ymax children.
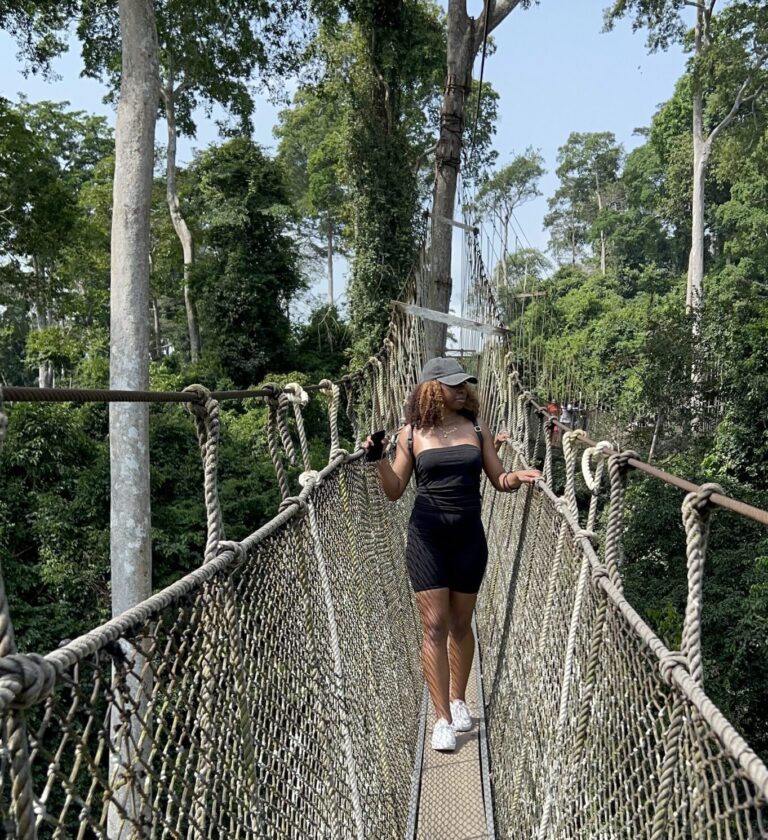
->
<box><xmin>481</xmin><ymin>0</ymin><xmax>522</xmax><ymax>42</ymax></box>
<box><xmin>412</xmin><ymin>141</ymin><xmax>439</xmax><ymax>176</ymax></box>
<box><xmin>174</xmin><ymin>74</ymin><xmax>191</xmax><ymax>97</ymax></box>
<box><xmin>707</xmin><ymin>49</ymin><xmax>768</xmax><ymax>150</ymax></box>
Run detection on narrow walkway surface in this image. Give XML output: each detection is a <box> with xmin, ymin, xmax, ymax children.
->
<box><xmin>414</xmin><ymin>630</ymin><xmax>494</xmax><ymax>839</ymax></box>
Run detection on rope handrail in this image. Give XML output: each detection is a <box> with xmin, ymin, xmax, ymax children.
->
<box><xmin>2</xmin><ymin>227</ymin><xmax>768</xmax><ymax>837</ymax></box>
<box><xmin>525</xmin><ymin>393</ymin><xmax>768</xmax><ymax>527</ymax></box>
<box><xmin>533</xmin><ymin>476</ymin><xmax>768</xmax><ymax>800</ymax></box>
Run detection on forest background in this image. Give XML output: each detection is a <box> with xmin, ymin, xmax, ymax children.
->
<box><xmin>1</xmin><ymin>0</ymin><xmax>767</xmax><ymax>760</ymax></box>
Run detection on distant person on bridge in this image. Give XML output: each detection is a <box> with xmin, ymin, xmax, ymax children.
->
<box><xmin>365</xmin><ymin>358</ymin><xmax>540</xmax><ymax>752</ymax></box>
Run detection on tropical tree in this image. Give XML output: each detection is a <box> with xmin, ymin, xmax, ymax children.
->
<box><xmin>0</xmin><ymin>0</ymin><xmax>78</xmax><ymax>74</ymax></box>
<box><xmin>605</xmin><ymin>0</ymin><xmax>768</xmax><ymax>324</ymax></box>
<box><xmin>80</xmin><ymin>0</ymin><xmax>309</xmax><ymax>362</ymax></box>
<box><xmin>0</xmin><ymin>99</ymin><xmax>112</xmax><ymax>386</ymax></box>
<box><xmin>428</xmin><ymin>0</ymin><xmax>536</xmax><ymax>356</ymax></box>
<box><xmin>189</xmin><ymin>137</ymin><xmax>305</xmax><ymax>386</ymax></box>
<box><xmin>544</xmin><ymin>131</ymin><xmax>623</xmax><ymax>273</ymax></box>
<box><xmin>275</xmin><ymin>88</ymin><xmax>347</xmax><ymax>305</ymax></box>
<box><xmin>473</xmin><ymin>148</ymin><xmax>545</xmax><ymax>286</ymax></box>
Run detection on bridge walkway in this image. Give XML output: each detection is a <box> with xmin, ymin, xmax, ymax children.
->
<box><xmin>410</xmin><ymin>622</ymin><xmax>495</xmax><ymax>840</ymax></box>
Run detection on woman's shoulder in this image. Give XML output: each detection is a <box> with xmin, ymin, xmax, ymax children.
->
<box><xmin>462</xmin><ymin>410</ymin><xmax>486</xmax><ymax>428</ymax></box>
<box><xmin>395</xmin><ymin>422</ymin><xmax>414</xmax><ymax>448</ymax></box>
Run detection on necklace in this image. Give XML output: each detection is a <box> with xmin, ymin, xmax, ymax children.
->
<box><xmin>438</xmin><ymin>423</ymin><xmax>459</xmax><ymax>438</ymax></box>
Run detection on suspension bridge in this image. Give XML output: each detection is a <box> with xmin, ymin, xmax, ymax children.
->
<box><xmin>1</xmin><ymin>233</ymin><xmax>767</xmax><ymax>839</ymax></box>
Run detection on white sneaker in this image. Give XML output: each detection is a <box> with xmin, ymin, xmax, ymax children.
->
<box><xmin>431</xmin><ymin>718</ymin><xmax>456</xmax><ymax>751</ymax></box>
<box><xmin>450</xmin><ymin>699</ymin><xmax>472</xmax><ymax>732</ymax></box>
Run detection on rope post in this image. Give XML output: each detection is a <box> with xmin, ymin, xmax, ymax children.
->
<box><xmin>650</xmin><ymin>485</ymin><xmax>720</xmax><ymax>840</ymax></box>
<box><xmin>573</xmin><ymin>450</ymin><xmax>636</xmax><ymax>762</ymax></box>
<box><xmin>0</xmin><ymin>399</ymin><xmax>38</xmax><ymax>840</ymax></box>
<box><xmin>184</xmin><ymin>386</ymin><xmax>262</xmax><ymax>837</ymax></box>
<box><xmin>319</xmin><ymin>379</ymin><xmax>341</xmax><ymax>462</ymax></box>
<box><xmin>680</xmin><ymin>483</ymin><xmax>722</xmax><ymax>688</ymax></box>
<box><xmin>543</xmin><ymin>416</ymin><xmax>554</xmax><ymax>485</ymax></box>
<box><xmin>537</xmin><ymin>525</ymin><xmax>595</xmax><ymax>840</ymax></box>
<box><xmin>604</xmin><ymin>451</ymin><xmax>637</xmax><ymax>591</ymax></box>
<box><xmin>284</xmin><ymin>390</ymin><xmax>365</xmax><ymax>840</ymax></box>
<box><xmin>562</xmin><ymin>429</ymin><xmax>587</xmax><ymax>523</ymax></box>
<box><xmin>263</xmin><ymin>385</ymin><xmax>291</xmax><ymax>501</ymax></box>
<box><xmin>183</xmin><ymin>385</ymin><xmax>224</xmax><ymax>564</ymax></box>
<box><xmin>581</xmin><ymin>440</ymin><xmax>612</xmax><ymax>533</ymax></box>
<box><xmin>650</xmin><ymin>482</ymin><xmax>720</xmax><ymax>840</ymax></box>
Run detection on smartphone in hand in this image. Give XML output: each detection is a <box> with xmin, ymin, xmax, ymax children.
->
<box><xmin>366</xmin><ymin>430</ymin><xmax>386</xmax><ymax>462</ymax></box>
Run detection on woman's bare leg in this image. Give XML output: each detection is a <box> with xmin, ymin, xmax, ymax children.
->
<box><xmin>448</xmin><ymin>591</ymin><xmax>478</xmax><ymax>702</ymax></box>
<box><xmin>415</xmin><ymin>588</ymin><xmax>451</xmax><ymax>721</ymax></box>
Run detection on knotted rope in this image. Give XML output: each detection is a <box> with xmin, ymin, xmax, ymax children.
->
<box><xmin>650</xmin><ymin>484</ymin><xmax>722</xmax><ymax>840</ymax></box>
<box><xmin>581</xmin><ymin>439</ymin><xmax>612</xmax><ymax>532</ymax></box>
<box><xmin>562</xmin><ymin>429</ymin><xmax>587</xmax><ymax>521</ymax></box>
<box><xmin>183</xmin><ymin>385</ymin><xmax>223</xmax><ymax>564</ymax></box>
<box><xmin>573</xmin><ymin>449</ymin><xmax>636</xmax><ymax>759</ymax></box>
<box><xmin>281</xmin><ymin>384</ymin><xmax>365</xmax><ymax>840</ymax></box>
<box><xmin>263</xmin><ymin>385</ymin><xmax>291</xmax><ymax>501</ymax></box>
<box><xmin>319</xmin><ymin>379</ymin><xmax>344</xmax><ymax>462</ymax></box>
<box><xmin>681</xmin><ymin>482</ymin><xmax>723</xmax><ymax>687</ymax></box>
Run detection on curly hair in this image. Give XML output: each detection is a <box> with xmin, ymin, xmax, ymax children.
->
<box><xmin>405</xmin><ymin>380</ymin><xmax>480</xmax><ymax>430</ymax></box>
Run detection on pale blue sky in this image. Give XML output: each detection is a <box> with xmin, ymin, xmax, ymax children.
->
<box><xmin>0</xmin><ymin>1</ymin><xmax>691</xmax><ymax>306</ymax></box>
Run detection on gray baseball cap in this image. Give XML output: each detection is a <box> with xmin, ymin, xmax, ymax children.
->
<box><xmin>419</xmin><ymin>357</ymin><xmax>478</xmax><ymax>386</ymax></box>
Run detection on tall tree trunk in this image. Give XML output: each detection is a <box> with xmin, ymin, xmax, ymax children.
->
<box><xmin>34</xmin><ymin>304</ymin><xmax>53</xmax><ymax>389</ymax></box>
<box><xmin>108</xmin><ymin>0</ymin><xmax>158</xmax><ymax>834</ymax></box>
<box><xmin>648</xmin><ymin>412</ymin><xmax>663</xmax><ymax>463</ymax></box>
<box><xmin>163</xmin><ymin>75</ymin><xmax>201</xmax><ymax>362</ymax></box>
<box><xmin>427</xmin><ymin>0</ymin><xmax>522</xmax><ymax>358</ymax></box>
<box><xmin>687</xmin><ymin>7</ymin><xmax>709</xmax><ymax>426</ymax></box>
<box><xmin>688</xmin><ymin>127</ymin><xmax>708</xmax><ymax>319</ymax></box>
<box><xmin>501</xmin><ymin>211</ymin><xmax>509</xmax><ymax>287</ymax></box>
<box><xmin>687</xmin><ymin>8</ymin><xmax>707</xmax><ymax>318</ymax></box>
<box><xmin>151</xmin><ymin>295</ymin><xmax>162</xmax><ymax>359</ymax></box>
<box><xmin>327</xmin><ymin>222</ymin><xmax>334</xmax><ymax>305</ymax></box>
<box><xmin>428</xmin><ymin>2</ymin><xmax>474</xmax><ymax>358</ymax></box>
<box><xmin>595</xmin><ymin>172</ymin><xmax>606</xmax><ymax>275</ymax></box>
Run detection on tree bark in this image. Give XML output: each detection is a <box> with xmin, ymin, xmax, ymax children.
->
<box><xmin>686</xmin><ymin>7</ymin><xmax>707</xmax><ymax>318</ymax></box>
<box><xmin>595</xmin><ymin>171</ymin><xmax>606</xmax><ymax>275</ymax></box>
<box><xmin>108</xmin><ymin>0</ymin><xmax>158</xmax><ymax>834</ymax></box>
<box><xmin>162</xmin><ymin>75</ymin><xmax>201</xmax><ymax>362</ymax></box>
<box><xmin>327</xmin><ymin>222</ymin><xmax>334</xmax><ymax>305</ymax></box>
<box><xmin>34</xmin><ymin>303</ymin><xmax>53</xmax><ymax>389</ymax></box>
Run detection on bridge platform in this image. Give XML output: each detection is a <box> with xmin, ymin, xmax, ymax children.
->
<box><xmin>408</xmin><ymin>623</ymin><xmax>495</xmax><ymax>839</ymax></box>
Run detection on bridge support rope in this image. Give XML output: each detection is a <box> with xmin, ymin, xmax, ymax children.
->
<box><xmin>0</xmin><ymin>271</ymin><xmax>767</xmax><ymax>837</ymax></box>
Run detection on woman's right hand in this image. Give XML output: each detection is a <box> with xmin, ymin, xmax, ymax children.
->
<box><xmin>363</xmin><ymin>433</ymin><xmax>391</xmax><ymax>462</ymax></box>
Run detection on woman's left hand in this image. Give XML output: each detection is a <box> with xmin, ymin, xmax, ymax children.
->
<box><xmin>508</xmin><ymin>469</ymin><xmax>541</xmax><ymax>489</ymax></box>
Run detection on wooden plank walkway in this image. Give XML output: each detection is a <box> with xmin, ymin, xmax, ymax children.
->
<box><xmin>410</xmin><ymin>624</ymin><xmax>494</xmax><ymax>839</ymax></box>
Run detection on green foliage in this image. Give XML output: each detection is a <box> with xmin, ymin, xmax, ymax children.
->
<box><xmin>0</xmin><ymin>402</ymin><xmax>111</xmax><ymax>649</ymax></box>
<box><xmin>623</xmin><ymin>466</ymin><xmax>768</xmax><ymax>754</ymax></box>
<box><xmin>0</xmin><ymin>99</ymin><xmax>114</xmax><ymax>382</ymax></box>
<box><xmin>545</xmin><ymin>131</ymin><xmax>623</xmax><ymax>268</ymax></box>
<box><xmin>188</xmin><ymin>137</ymin><xmax>306</xmax><ymax>387</ymax></box>
<box><xmin>0</xmin><ymin>0</ymin><xmax>78</xmax><ymax>74</ymax></box>
<box><xmin>295</xmin><ymin>305</ymin><xmax>352</xmax><ymax>380</ymax></box>
<box><xmin>80</xmin><ymin>0</ymin><xmax>311</xmax><ymax>135</ymax></box>
<box><xmin>276</xmin><ymin>1</ymin><xmax>448</xmax><ymax>360</ymax></box>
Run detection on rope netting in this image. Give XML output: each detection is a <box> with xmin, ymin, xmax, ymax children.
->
<box><xmin>0</xmin><ymin>238</ymin><xmax>767</xmax><ymax>839</ymax></box>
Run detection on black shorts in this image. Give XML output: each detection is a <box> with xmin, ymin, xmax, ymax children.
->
<box><xmin>405</xmin><ymin>504</ymin><xmax>488</xmax><ymax>594</ymax></box>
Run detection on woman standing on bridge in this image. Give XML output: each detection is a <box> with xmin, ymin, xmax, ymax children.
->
<box><xmin>366</xmin><ymin>357</ymin><xmax>540</xmax><ymax>751</ymax></box>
